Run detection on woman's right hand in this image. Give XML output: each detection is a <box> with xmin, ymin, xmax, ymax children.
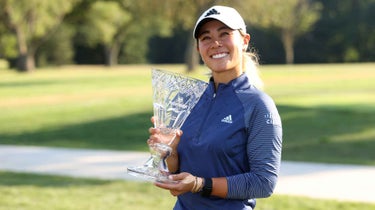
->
<box><xmin>147</xmin><ymin>117</ymin><xmax>183</xmax><ymax>151</ymax></box>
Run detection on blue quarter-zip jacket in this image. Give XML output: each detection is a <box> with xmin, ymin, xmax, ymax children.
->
<box><xmin>174</xmin><ymin>73</ymin><xmax>282</xmax><ymax>210</ymax></box>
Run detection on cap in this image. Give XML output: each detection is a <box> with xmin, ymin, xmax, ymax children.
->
<box><xmin>193</xmin><ymin>5</ymin><xmax>246</xmax><ymax>38</ymax></box>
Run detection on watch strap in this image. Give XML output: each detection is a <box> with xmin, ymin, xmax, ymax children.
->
<box><xmin>200</xmin><ymin>177</ymin><xmax>212</xmax><ymax>197</ymax></box>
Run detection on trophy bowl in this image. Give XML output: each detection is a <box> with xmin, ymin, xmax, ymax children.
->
<box><xmin>127</xmin><ymin>69</ymin><xmax>208</xmax><ymax>183</ymax></box>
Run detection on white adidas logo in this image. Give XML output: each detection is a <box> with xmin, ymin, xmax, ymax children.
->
<box><xmin>221</xmin><ymin>115</ymin><xmax>233</xmax><ymax>124</ymax></box>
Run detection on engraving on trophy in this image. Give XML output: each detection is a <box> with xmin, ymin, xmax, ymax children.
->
<box><xmin>127</xmin><ymin>69</ymin><xmax>208</xmax><ymax>183</ymax></box>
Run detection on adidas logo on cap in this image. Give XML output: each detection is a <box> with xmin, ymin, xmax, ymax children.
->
<box><xmin>193</xmin><ymin>5</ymin><xmax>247</xmax><ymax>38</ymax></box>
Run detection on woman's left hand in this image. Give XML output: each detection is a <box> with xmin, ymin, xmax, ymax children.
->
<box><xmin>154</xmin><ymin>172</ymin><xmax>196</xmax><ymax>196</ymax></box>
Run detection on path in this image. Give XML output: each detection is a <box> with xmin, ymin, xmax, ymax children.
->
<box><xmin>0</xmin><ymin>145</ymin><xmax>374</xmax><ymax>204</ymax></box>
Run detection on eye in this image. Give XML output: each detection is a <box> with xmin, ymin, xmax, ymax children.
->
<box><xmin>199</xmin><ymin>35</ymin><xmax>211</xmax><ymax>42</ymax></box>
<box><xmin>220</xmin><ymin>31</ymin><xmax>230</xmax><ymax>38</ymax></box>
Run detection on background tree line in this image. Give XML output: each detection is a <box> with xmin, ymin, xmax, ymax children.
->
<box><xmin>0</xmin><ymin>0</ymin><xmax>373</xmax><ymax>72</ymax></box>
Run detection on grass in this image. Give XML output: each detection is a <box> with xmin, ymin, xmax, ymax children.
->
<box><xmin>0</xmin><ymin>171</ymin><xmax>175</xmax><ymax>210</ymax></box>
<box><xmin>1</xmin><ymin>171</ymin><xmax>375</xmax><ymax>210</ymax></box>
<box><xmin>1</xmin><ymin>63</ymin><xmax>374</xmax><ymax>165</ymax></box>
<box><xmin>1</xmin><ymin>63</ymin><xmax>375</xmax><ymax>209</ymax></box>
<box><xmin>261</xmin><ymin>63</ymin><xmax>375</xmax><ymax>165</ymax></box>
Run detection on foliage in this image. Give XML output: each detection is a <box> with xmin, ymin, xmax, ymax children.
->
<box><xmin>0</xmin><ymin>0</ymin><xmax>79</xmax><ymax>71</ymax></box>
<box><xmin>311</xmin><ymin>0</ymin><xmax>375</xmax><ymax>63</ymax></box>
<box><xmin>0</xmin><ymin>0</ymin><xmax>373</xmax><ymax>68</ymax></box>
<box><xmin>36</xmin><ymin>23</ymin><xmax>75</xmax><ymax>66</ymax></box>
<box><xmin>0</xmin><ymin>20</ymin><xmax>17</xmax><ymax>58</ymax></box>
<box><xmin>77</xmin><ymin>1</ymin><xmax>131</xmax><ymax>65</ymax></box>
<box><xmin>237</xmin><ymin>0</ymin><xmax>322</xmax><ymax>64</ymax></box>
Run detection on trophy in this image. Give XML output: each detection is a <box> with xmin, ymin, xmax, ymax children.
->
<box><xmin>127</xmin><ymin>69</ymin><xmax>208</xmax><ymax>183</ymax></box>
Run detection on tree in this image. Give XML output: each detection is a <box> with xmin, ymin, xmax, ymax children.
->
<box><xmin>36</xmin><ymin>23</ymin><xmax>75</xmax><ymax>66</ymax></box>
<box><xmin>77</xmin><ymin>1</ymin><xmax>131</xmax><ymax>66</ymax></box>
<box><xmin>0</xmin><ymin>18</ymin><xmax>17</xmax><ymax>60</ymax></box>
<box><xmin>238</xmin><ymin>0</ymin><xmax>322</xmax><ymax>64</ymax></box>
<box><xmin>312</xmin><ymin>0</ymin><xmax>375</xmax><ymax>63</ymax></box>
<box><xmin>74</xmin><ymin>0</ymin><xmax>178</xmax><ymax>66</ymax></box>
<box><xmin>166</xmin><ymin>0</ymin><xmax>227</xmax><ymax>71</ymax></box>
<box><xmin>0</xmin><ymin>0</ymin><xmax>79</xmax><ymax>72</ymax></box>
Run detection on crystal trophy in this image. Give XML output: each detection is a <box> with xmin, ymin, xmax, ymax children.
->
<box><xmin>127</xmin><ymin>69</ymin><xmax>208</xmax><ymax>183</ymax></box>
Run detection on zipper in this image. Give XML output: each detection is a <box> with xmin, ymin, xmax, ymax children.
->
<box><xmin>195</xmin><ymin>92</ymin><xmax>216</xmax><ymax>142</ymax></box>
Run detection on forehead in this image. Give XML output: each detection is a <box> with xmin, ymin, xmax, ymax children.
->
<box><xmin>197</xmin><ymin>20</ymin><xmax>230</xmax><ymax>35</ymax></box>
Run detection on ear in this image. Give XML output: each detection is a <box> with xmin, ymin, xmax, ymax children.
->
<box><xmin>243</xmin><ymin>33</ymin><xmax>250</xmax><ymax>50</ymax></box>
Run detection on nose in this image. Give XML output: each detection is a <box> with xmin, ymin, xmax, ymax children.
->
<box><xmin>211</xmin><ymin>40</ymin><xmax>222</xmax><ymax>48</ymax></box>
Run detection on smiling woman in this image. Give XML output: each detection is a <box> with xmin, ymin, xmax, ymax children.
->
<box><xmin>148</xmin><ymin>5</ymin><xmax>282</xmax><ymax>210</ymax></box>
<box><xmin>194</xmin><ymin>7</ymin><xmax>263</xmax><ymax>90</ymax></box>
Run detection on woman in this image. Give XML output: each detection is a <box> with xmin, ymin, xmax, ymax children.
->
<box><xmin>148</xmin><ymin>5</ymin><xmax>282</xmax><ymax>210</ymax></box>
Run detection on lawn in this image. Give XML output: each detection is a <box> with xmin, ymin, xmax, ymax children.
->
<box><xmin>1</xmin><ymin>63</ymin><xmax>374</xmax><ymax>165</ymax></box>
<box><xmin>1</xmin><ymin>63</ymin><xmax>374</xmax><ymax>209</ymax></box>
<box><xmin>1</xmin><ymin>171</ymin><xmax>375</xmax><ymax>210</ymax></box>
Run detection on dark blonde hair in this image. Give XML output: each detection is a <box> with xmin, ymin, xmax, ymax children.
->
<box><xmin>240</xmin><ymin>30</ymin><xmax>264</xmax><ymax>89</ymax></box>
<box><xmin>243</xmin><ymin>49</ymin><xmax>264</xmax><ymax>89</ymax></box>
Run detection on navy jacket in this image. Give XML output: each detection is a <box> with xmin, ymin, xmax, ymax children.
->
<box><xmin>174</xmin><ymin>73</ymin><xmax>282</xmax><ymax>210</ymax></box>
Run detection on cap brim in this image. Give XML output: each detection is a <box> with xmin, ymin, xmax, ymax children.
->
<box><xmin>193</xmin><ymin>18</ymin><xmax>216</xmax><ymax>38</ymax></box>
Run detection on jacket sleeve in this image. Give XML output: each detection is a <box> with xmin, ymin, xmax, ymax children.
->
<box><xmin>226</xmin><ymin>94</ymin><xmax>283</xmax><ymax>199</ymax></box>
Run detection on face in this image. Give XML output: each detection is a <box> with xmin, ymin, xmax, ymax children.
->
<box><xmin>197</xmin><ymin>20</ymin><xmax>250</xmax><ymax>81</ymax></box>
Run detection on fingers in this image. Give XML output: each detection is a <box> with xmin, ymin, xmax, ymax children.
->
<box><xmin>148</xmin><ymin>127</ymin><xmax>160</xmax><ymax>135</ymax></box>
<box><xmin>176</xmin><ymin>130</ymin><xmax>183</xmax><ymax>137</ymax></box>
<box><xmin>154</xmin><ymin>173</ymin><xmax>195</xmax><ymax>196</ymax></box>
<box><xmin>148</xmin><ymin>116</ymin><xmax>184</xmax><ymax>148</ymax></box>
<box><xmin>169</xmin><ymin>130</ymin><xmax>182</xmax><ymax>149</ymax></box>
<box><xmin>147</xmin><ymin>127</ymin><xmax>159</xmax><ymax>145</ymax></box>
<box><xmin>170</xmin><ymin>172</ymin><xmax>189</xmax><ymax>181</ymax></box>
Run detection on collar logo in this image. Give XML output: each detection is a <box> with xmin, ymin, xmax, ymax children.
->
<box><xmin>204</xmin><ymin>9</ymin><xmax>220</xmax><ymax>17</ymax></box>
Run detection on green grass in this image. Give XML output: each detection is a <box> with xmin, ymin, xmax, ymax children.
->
<box><xmin>0</xmin><ymin>171</ymin><xmax>175</xmax><ymax>210</ymax></box>
<box><xmin>1</xmin><ymin>63</ymin><xmax>374</xmax><ymax>165</ymax></box>
<box><xmin>261</xmin><ymin>63</ymin><xmax>375</xmax><ymax>165</ymax></box>
<box><xmin>1</xmin><ymin>63</ymin><xmax>375</xmax><ymax>209</ymax></box>
<box><xmin>1</xmin><ymin>171</ymin><xmax>375</xmax><ymax>210</ymax></box>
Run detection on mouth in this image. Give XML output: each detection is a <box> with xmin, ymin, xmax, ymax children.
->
<box><xmin>211</xmin><ymin>52</ymin><xmax>229</xmax><ymax>59</ymax></box>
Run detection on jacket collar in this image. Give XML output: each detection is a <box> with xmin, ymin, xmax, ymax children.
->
<box><xmin>209</xmin><ymin>73</ymin><xmax>251</xmax><ymax>92</ymax></box>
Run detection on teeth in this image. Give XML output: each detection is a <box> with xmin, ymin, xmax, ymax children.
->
<box><xmin>212</xmin><ymin>53</ymin><xmax>227</xmax><ymax>59</ymax></box>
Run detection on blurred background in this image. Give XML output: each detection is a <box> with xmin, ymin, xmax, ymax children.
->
<box><xmin>0</xmin><ymin>0</ymin><xmax>374</xmax><ymax>210</ymax></box>
<box><xmin>0</xmin><ymin>0</ymin><xmax>373</xmax><ymax>71</ymax></box>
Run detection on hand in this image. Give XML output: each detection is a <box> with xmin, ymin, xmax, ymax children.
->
<box><xmin>154</xmin><ymin>172</ymin><xmax>196</xmax><ymax>196</ymax></box>
<box><xmin>147</xmin><ymin>117</ymin><xmax>183</xmax><ymax>150</ymax></box>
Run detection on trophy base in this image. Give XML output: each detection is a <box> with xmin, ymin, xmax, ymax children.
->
<box><xmin>127</xmin><ymin>166</ymin><xmax>178</xmax><ymax>184</ymax></box>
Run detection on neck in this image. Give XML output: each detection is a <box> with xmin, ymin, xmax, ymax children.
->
<box><xmin>212</xmin><ymin>70</ymin><xmax>243</xmax><ymax>88</ymax></box>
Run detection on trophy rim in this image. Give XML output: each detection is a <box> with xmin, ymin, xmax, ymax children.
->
<box><xmin>151</xmin><ymin>68</ymin><xmax>208</xmax><ymax>85</ymax></box>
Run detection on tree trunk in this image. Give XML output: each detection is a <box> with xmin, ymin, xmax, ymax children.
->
<box><xmin>104</xmin><ymin>43</ymin><xmax>119</xmax><ymax>66</ymax></box>
<box><xmin>17</xmin><ymin>53</ymin><xmax>35</xmax><ymax>72</ymax></box>
<box><xmin>15</xmin><ymin>27</ymin><xmax>35</xmax><ymax>72</ymax></box>
<box><xmin>184</xmin><ymin>36</ymin><xmax>199</xmax><ymax>72</ymax></box>
<box><xmin>281</xmin><ymin>29</ymin><xmax>295</xmax><ymax>64</ymax></box>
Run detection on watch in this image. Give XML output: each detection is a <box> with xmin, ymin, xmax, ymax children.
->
<box><xmin>200</xmin><ymin>177</ymin><xmax>212</xmax><ymax>197</ymax></box>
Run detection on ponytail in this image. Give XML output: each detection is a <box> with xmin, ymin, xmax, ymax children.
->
<box><xmin>243</xmin><ymin>51</ymin><xmax>264</xmax><ymax>90</ymax></box>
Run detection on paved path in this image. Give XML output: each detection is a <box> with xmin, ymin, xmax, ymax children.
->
<box><xmin>1</xmin><ymin>145</ymin><xmax>374</xmax><ymax>204</ymax></box>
